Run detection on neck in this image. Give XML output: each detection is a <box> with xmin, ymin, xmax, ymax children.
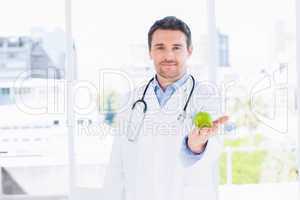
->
<box><xmin>156</xmin><ymin>73</ymin><xmax>185</xmax><ymax>91</ymax></box>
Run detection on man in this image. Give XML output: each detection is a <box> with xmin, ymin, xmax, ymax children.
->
<box><xmin>103</xmin><ymin>16</ymin><xmax>228</xmax><ymax>200</ymax></box>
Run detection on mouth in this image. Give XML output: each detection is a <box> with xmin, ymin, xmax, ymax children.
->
<box><xmin>161</xmin><ymin>62</ymin><xmax>177</xmax><ymax>67</ymax></box>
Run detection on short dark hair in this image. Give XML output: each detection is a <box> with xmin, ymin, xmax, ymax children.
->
<box><xmin>148</xmin><ymin>16</ymin><xmax>192</xmax><ymax>50</ymax></box>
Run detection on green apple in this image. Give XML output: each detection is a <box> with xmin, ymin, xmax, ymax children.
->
<box><xmin>193</xmin><ymin>112</ymin><xmax>213</xmax><ymax>128</ymax></box>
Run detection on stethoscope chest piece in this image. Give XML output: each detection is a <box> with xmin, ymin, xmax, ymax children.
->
<box><xmin>177</xmin><ymin>111</ymin><xmax>186</xmax><ymax>123</ymax></box>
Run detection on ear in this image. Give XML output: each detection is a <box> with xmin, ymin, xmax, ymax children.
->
<box><xmin>149</xmin><ymin>49</ymin><xmax>153</xmax><ymax>60</ymax></box>
<box><xmin>187</xmin><ymin>46</ymin><xmax>193</xmax><ymax>57</ymax></box>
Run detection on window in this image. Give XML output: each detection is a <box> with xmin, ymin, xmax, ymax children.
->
<box><xmin>218</xmin><ymin>32</ymin><xmax>230</xmax><ymax>67</ymax></box>
<box><xmin>216</xmin><ymin>0</ymin><xmax>298</xmax><ymax>199</ymax></box>
<box><xmin>0</xmin><ymin>0</ymin><xmax>68</xmax><ymax>197</ymax></box>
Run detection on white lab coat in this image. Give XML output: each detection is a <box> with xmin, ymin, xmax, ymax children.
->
<box><xmin>103</xmin><ymin>77</ymin><xmax>223</xmax><ymax>200</ymax></box>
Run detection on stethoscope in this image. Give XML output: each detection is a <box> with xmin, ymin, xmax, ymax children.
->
<box><xmin>127</xmin><ymin>75</ymin><xmax>195</xmax><ymax>142</ymax></box>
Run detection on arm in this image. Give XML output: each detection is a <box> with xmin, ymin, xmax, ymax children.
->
<box><xmin>180</xmin><ymin>135</ymin><xmax>207</xmax><ymax>167</ymax></box>
<box><xmin>181</xmin><ymin>116</ymin><xmax>228</xmax><ymax>185</ymax></box>
<box><xmin>187</xmin><ymin>116</ymin><xmax>229</xmax><ymax>154</ymax></box>
<box><xmin>181</xmin><ymin>116</ymin><xmax>228</xmax><ymax>166</ymax></box>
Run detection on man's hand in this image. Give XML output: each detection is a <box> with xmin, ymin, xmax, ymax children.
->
<box><xmin>187</xmin><ymin>116</ymin><xmax>229</xmax><ymax>154</ymax></box>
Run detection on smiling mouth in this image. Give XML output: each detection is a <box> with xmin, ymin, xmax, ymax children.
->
<box><xmin>161</xmin><ymin>63</ymin><xmax>176</xmax><ymax>66</ymax></box>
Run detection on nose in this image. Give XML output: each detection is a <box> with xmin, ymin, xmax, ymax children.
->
<box><xmin>163</xmin><ymin>49</ymin><xmax>175</xmax><ymax>61</ymax></box>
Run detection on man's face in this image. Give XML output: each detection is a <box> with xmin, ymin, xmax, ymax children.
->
<box><xmin>149</xmin><ymin>29</ymin><xmax>192</xmax><ymax>81</ymax></box>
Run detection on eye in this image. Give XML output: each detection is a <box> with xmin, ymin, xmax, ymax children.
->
<box><xmin>173</xmin><ymin>46</ymin><xmax>181</xmax><ymax>50</ymax></box>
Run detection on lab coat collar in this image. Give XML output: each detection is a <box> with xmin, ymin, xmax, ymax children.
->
<box><xmin>151</xmin><ymin>73</ymin><xmax>190</xmax><ymax>92</ymax></box>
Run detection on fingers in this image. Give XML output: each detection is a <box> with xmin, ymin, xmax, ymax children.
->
<box><xmin>198</xmin><ymin>127</ymin><xmax>215</xmax><ymax>136</ymax></box>
<box><xmin>193</xmin><ymin>115</ymin><xmax>229</xmax><ymax>137</ymax></box>
<box><xmin>213</xmin><ymin>115</ymin><xmax>229</xmax><ymax>126</ymax></box>
<box><xmin>198</xmin><ymin>120</ymin><xmax>223</xmax><ymax>136</ymax></box>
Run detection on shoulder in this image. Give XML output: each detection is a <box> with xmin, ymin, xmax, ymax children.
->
<box><xmin>116</xmin><ymin>83</ymin><xmax>149</xmax><ymax>114</ymax></box>
<box><xmin>193</xmin><ymin>79</ymin><xmax>220</xmax><ymax>96</ymax></box>
<box><xmin>189</xmin><ymin>78</ymin><xmax>222</xmax><ymax>119</ymax></box>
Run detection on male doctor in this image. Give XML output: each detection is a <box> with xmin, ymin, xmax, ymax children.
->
<box><xmin>103</xmin><ymin>16</ymin><xmax>229</xmax><ymax>200</ymax></box>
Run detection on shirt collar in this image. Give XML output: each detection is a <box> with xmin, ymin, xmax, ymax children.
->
<box><xmin>152</xmin><ymin>73</ymin><xmax>190</xmax><ymax>92</ymax></box>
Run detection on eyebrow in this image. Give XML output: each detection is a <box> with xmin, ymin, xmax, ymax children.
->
<box><xmin>154</xmin><ymin>43</ymin><xmax>164</xmax><ymax>47</ymax></box>
<box><xmin>153</xmin><ymin>43</ymin><xmax>184</xmax><ymax>47</ymax></box>
<box><xmin>173</xmin><ymin>44</ymin><xmax>183</xmax><ymax>47</ymax></box>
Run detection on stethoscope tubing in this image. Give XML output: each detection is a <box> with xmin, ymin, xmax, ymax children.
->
<box><xmin>132</xmin><ymin>75</ymin><xmax>195</xmax><ymax>114</ymax></box>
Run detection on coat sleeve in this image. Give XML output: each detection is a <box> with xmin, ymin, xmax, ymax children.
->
<box><xmin>183</xmin><ymin>81</ymin><xmax>224</xmax><ymax>173</ymax></box>
<box><xmin>181</xmin><ymin>82</ymin><xmax>224</xmax><ymax>200</ymax></box>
